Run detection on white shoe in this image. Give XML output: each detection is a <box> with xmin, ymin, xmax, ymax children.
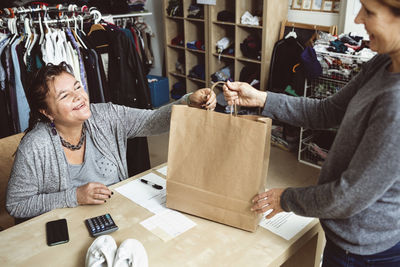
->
<box><xmin>86</xmin><ymin>235</ymin><xmax>118</xmax><ymax>267</ymax></box>
<box><xmin>113</xmin><ymin>239</ymin><xmax>148</xmax><ymax>267</ymax></box>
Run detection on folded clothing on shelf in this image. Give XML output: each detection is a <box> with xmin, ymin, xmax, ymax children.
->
<box><xmin>171</xmin><ymin>81</ymin><xmax>186</xmax><ymax>99</ymax></box>
<box><xmin>211</xmin><ymin>65</ymin><xmax>233</xmax><ymax>83</ymax></box>
<box><xmin>188</xmin><ymin>4</ymin><xmax>203</xmax><ymax>19</ymax></box>
<box><xmin>241</xmin><ymin>11</ymin><xmax>260</xmax><ymax>26</ymax></box>
<box><xmin>240</xmin><ymin>34</ymin><xmax>261</xmax><ymax>60</ymax></box>
<box><xmin>127</xmin><ymin>0</ymin><xmax>146</xmax><ymax>11</ymax></box>
<box><xmin>188</xmin><ymin>64</ymin><xmax>205</xmax><ymax>80</ymax></box>
<box><xmin>216</xmin><ymin>37</ymin><xmax>233</xmax><ymax>54</ymax></box>
<box><xmin>239</xmin><ymin>65</ymin><xmax>260</xmax><ymax>89</ymax></box>
<box><xmin>171</xmin><ymin>35</ymin><xmax>184</xmax><ymax>46</ymax></box>
<box><xmin>217</xmin><ymin>10</ymin><xmax>235</xmax><ymax>22</ymax></box>
<box><xmin>166</xmin><ymin>0</ymin><xmax>183</xmax><ymax>16</ymax></box>
<box><xmin>187</xmin><ymin>40</ymin><xmax>205</xmax><ymax>50</ymax></box>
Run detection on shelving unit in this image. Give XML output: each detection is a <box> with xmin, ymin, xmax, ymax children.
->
<box><xmin>163</xmin><ymin>0</ymin><xmax>209</xmax><ymax>95</ymax></box>
<box><xmin>163</xmin><ymin>0</ymin><xmax>288</xmax><ymax>98</ymax></box>
<box><xmin>298</xmin><ymin>50</ymin><xmax>372</xmax><ymax>168</ymax></box>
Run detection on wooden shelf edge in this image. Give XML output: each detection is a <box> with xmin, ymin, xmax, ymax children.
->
<box><xmin>212</xmin><ymin>53</ymin><xmax>235</xmax><ymax>60</ymax></box>
<box><xmin>186</xmin><ymin>48</ymin><xmax>206</xmax><ymax>54</ymax></box>
<box><xmin>237</xmin><ymin>23</ymin><xmax>263</xmax><ymax>29</ymax></box>
<box><xmin>169</xmin><ymin>72</ymin><xmax>186</xmax><ymax>78</ymax></box>
<box><xmin>212</xmin><ymin>21</ymin><xmax>235</xmax><ymax>26</ymax></box>
<box><xmin>166</xmin><ymin>15</ymin><xmax>184</xmax><ymax>20</ymax></box>
<box><xmin>187</xmin><ymin>77</ymin><xmax>206</xmax><ymax>83</ymax></box>
<box><xmin>237</xmin><ymin>57</ymin><xmax>262</xmax><ymax>64</ymax></box>
<box><xmin>185</xmin><ymin>17</ymin><xmax>205</xmax><ymax>22</ymax></box>
<box><xmin>168</xmin><ymin>44</ymin><xmax>185</xmax><ymax>50</ymax></box>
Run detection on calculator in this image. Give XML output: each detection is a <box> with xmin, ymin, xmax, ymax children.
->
<box><xmin>85</xmin><ymin>213</ymin><xmax>119</xmax><ymax>237</ymax></box>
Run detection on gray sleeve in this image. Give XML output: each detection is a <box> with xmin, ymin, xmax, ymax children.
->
<box><xmin>6</xmin><ymin>149</ymin><xmax>78</xmax><ymax>219</ymax></box>
<box><xmin>280</xmin><ymin>92</ymin><xmax>400</xmax><ymax>219</ymax></box>
<box><xmin>105</xmin><ymin>98</ymin><xmax>187</xmax><ymax>139</ymax></box>
<box><xmin>261</xmin><ymin>63</ymin><xmax>368</xmax><ymax>129</ymax></box>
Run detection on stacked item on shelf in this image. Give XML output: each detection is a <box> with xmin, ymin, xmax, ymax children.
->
<box><xmin>188</xmin><ymin>64</ymin><xmax>205</xmax><ymax>80</ymax></box>
<box><xmin>240</xmin><ymin>34</ymin><xmax>262</xmax><ymax>60</ymax></box>
<box><xmin>127</xmin><ymin>0</ymin><xmax>147</xmax><ymax>12</ymax></box>
<box><xmin>217</xmin><ymin>10</ymin><xmax>234</xmax><ymax>22</ymax></box>
<box><xmin>211</xmin><ymin>65</ymin><xmax>233</xmax><ymax>83</ymax></box>
<box><xmin>166</xmin><ymin>0</ymin><xmax>183</xmax><ymax>16</ymax></box>
<box><xmin>241</xmin><ymin>11</ymin><xmax>260</xmax><ymax>26</ymax></box>
<box><xmin>188</xmin><ymin>4</ymin><xmax>203</xmax><ymax>19</ymax></box>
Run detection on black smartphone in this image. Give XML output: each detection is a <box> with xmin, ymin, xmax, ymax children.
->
<box><xmin>46</xmin><ymin>218</ymin><xmax>69</xmax><ymax>246</ymax></box>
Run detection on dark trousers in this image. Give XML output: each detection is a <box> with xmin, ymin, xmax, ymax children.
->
<box><xmin>322</xmin><ymin>238</ymin><xmax>400</xmax><ymax>267</ymax></box>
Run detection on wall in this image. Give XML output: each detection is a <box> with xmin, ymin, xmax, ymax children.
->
<box><xmin>288</xmin><ymin>0</ymin><xmax>368</xmax><ymax>38</ymax></box>
<box><xmin>287</xmin><ymin>9</ymin><xmax>340</xmax><ymax>27</ymax></box>
<box><xmin>339</xmin><ymin>0</ymin><xmax>368</xmax><ymax>38</ymax></box>
<box><xmin>145</xmin><ymin>0</ymin><xmax>165</xmax><ymax>76</ymax></box>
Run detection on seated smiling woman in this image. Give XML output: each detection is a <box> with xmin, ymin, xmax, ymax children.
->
<box><xmin>6</xmin><ymin>62</ymin><xmax>216</xmax><ymax>220</ymax></box>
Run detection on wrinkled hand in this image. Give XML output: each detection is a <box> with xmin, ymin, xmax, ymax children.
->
<box><xmin>76</xmin><ymin>182</ymin><xmax>113</xmax><ymax>205</ymax></box>
<box><xmin>251</xmin><ymin>188</ymin><xmax>285</xmax><ymax>219</ymax></box>
<box><xmin>189</xmin><ymin>88</ymin><xmax>217</xmax><ymax>110</ymax></box>
<box><xmin>223</xmin><ymin>81</ymin><xmax>267</xmax><ymax>107</ymax></box>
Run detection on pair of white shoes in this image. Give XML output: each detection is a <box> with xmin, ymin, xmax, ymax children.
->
<box><xmin>85</xmin><ymin>235</ymin><xmax>148</xmax><ymax>267</ymax></box>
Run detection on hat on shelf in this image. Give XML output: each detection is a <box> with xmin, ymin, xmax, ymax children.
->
<box><xmin>240</xmin><ymin>34</ymin><xmax>261</xmax><ymax>60</ymax></box>
<box><xmin>171</xmin><ymin>82</ymin><xmax>186</xmax><ymax>100</ymax></box>
<box><xmin>188</xmin><ymin>64</ymin><xmax>205</xmax><ymax>80</ymax></box>
<box><xmin>217</xmin><ymin>10</ymin><xmax>235</xmax><ymax>22</ymax></box>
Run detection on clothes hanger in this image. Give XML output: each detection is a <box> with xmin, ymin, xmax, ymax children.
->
<box><xmin>38</xmin><ymin>12</ymin><xmax>45</xmax><ymax>45</ymax></box>
<box><xmin>72</xmin><ymin>15</ymin><xmax>87</xmax><ymax>50</ymax></box>
<box><xmin>87</xmin><ymin>9</ymin><xmax>105</xmax><ymax>36</ymax></box>
<box><xmin>285</xmin><ymin>26</ymin><xmax>297</xmax><ymax>39</ymax></box>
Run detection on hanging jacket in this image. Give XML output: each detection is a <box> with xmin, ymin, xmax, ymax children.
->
<box><xmin>87</xmin><ymin>25</ymin><xmax>152</xmax><ymax>176</ymax></box>
<box><xmin>267</xmin><ymin>37</ymin><xmax>305</xmax><ymax>96</ymax></box>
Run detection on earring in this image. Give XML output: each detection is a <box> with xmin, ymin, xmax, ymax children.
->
<box><xmin>50</xmin><ymin>121</ymin><xmax>57</xmax><ymax>136</ymax></box>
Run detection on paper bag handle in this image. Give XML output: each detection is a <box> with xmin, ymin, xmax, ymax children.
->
<box><xmin>210</xmin><ymin>81</ymin><xmax>238</xmax><ymax>116</ymax></box>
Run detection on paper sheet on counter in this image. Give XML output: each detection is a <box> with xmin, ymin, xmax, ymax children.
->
<box><xmin>115</xmin><ymin>172</ymin><xmax>168</xmax><ymax>214</ymax></box>
<box><xmin>259</xmin><ymin>212</ymin><xmax>314</xmax><ymax>240</ymax></box>
<box><xmin>155</xmin><ymin>165</ymin><xmax>168</xmax><ymax>176</ymax></box>
<box><xmin>140</xmin><ymin>209</ymin><xmax>196</xmax><ymax>242</ymax></box>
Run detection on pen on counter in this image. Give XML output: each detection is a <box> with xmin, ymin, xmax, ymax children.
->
<box><xmin>140</xmin><ymin>179</ymin><xmax>163</xmax><ymax>190</ymax></box>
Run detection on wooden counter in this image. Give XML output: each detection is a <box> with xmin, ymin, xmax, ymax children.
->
<box><xmin>0</xmin><ymin>147</ymin><xmax>323</xmax><ymax>266</ymax></box>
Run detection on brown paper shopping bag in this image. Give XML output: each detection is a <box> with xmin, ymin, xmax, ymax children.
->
<box><xmin>166</xmin><ymin>105</ymin><xmax>272</xmax><ymax>232</ymax></box>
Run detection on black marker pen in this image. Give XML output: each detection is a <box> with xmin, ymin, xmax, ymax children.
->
<box><xmin>140</xmin><ymin>179</ymin><xmax>163</xmax><ymax>190</ymax></box>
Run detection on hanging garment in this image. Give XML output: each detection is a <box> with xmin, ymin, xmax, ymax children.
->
<box><xmin>66</xmin><ymin>28</ymin><xmax>88</xmax><ymax>93</ymax></box>
<box><xmin>11</xmin><ymin>37</ymin><xmax>30</xmax><ymax>132</ymax></box>
<box><xmin>268</xmin><ymin>37</ymin><xmax>305</xmax><ymax>95</ymax></box>
<box><xmin>87</xmin><ymin>24</ymin><xmax>152</xmax><ymax>176</ymax></box>
<box><xmin>3</xmin><ymin>43</ymin><xmax>20</xmax><ymax>133</ymax></box>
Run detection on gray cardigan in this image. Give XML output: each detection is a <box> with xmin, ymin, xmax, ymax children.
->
<box><xmin>263</xmin><ymin>54</ymin><xmax>400</xmax><ymax>255</ymax></box>
<box><xmin>6</xmin><ymin>101</ymin><xmax>176</xmax><ymax>219</ymax></box>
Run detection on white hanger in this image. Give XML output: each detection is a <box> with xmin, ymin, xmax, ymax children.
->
<box><xmin>24</xmin><ymin>17</ymin><xmax>32</xmax><ymax>49</ymax></box>
<box><xmin>73</xmin><ymin>15</ymin><xmax>87</xmax><ymax>50</ymax></box>
<box><xmin>38</xmin><ymin>13</ymin><xmax>45</xmax><ymax>45</ymax></box>
<box><xmin>285</xmin><ymin>27</ymin><xmax>297</xmax><ymax>39</ymax></box>
<box><xmin>90</xmin><ymin>10</ymin><xmax>102</xmax><ymax>24</ymax></box>
<box><xmin>77</xmin><ymin>15</ymin><xmax>85</xmax><ymax>35</ymax></box>
<box><xmin>43</xmin><ymin>6</ymin><xmax>52</xmax><ymax>35</ymax></box>
<box><xmin>27</xmin><ymin>13</ymin><xmax>38</xmax><ymax>57</ymax></box>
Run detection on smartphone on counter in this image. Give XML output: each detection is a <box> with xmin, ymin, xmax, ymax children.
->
<box><xmin>46</xmin><ymin>218</ymin><xmax>69</xmax><ymax>246</ymax></box>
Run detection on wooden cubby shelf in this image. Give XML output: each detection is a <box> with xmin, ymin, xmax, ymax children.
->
<box><xmin>163</xmin><ymin>0</ymin><xmax>288</xmax><ymax>98</ymax></box>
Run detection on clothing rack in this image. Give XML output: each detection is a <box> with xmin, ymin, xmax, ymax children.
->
<box><xmin>111</xmin><ymin>11</ymin><xmax>152</xmax><ymax>19</ymax></box>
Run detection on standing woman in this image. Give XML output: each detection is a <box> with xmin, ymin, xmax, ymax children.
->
<box><xmin>224</xmin><ymin>0</ymin><xmax>400</xmax><ymax>266</ymax></box>
<box><xmin>6</xmin><ymin>62</ymin><xmax>216</xmax><ymax>220</ymax></box>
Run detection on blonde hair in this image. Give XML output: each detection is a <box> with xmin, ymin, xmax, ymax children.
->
<box><xmin>381</xmin><ymin>0</ymin><xmax>400</xmax><ymax>15</ymax></box>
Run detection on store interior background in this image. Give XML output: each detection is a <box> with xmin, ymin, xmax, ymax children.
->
<box><xmin>145</xmin><ymin>0</ymin><xmax>368</xmax><ymax>168</ymax></box>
